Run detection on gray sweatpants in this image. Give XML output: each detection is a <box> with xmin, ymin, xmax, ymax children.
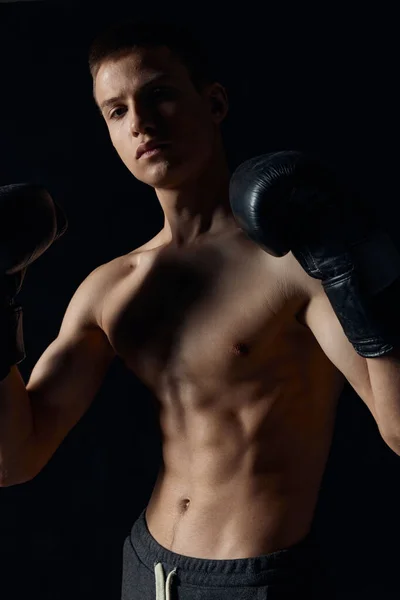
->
<box><xmin>121</xmin><ymin>509</ymin><xmax>333</xmax><ymax>599</ymax></box>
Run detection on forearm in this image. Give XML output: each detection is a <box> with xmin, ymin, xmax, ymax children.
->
<box><xmin>0</xmin><ymin>366</ymin><xmax>34</xmax><ymax>486</ymax></box>
<box><xmin>366</xmin><ymin>350</ymin><xmax>400</xmax><ymax>453</ymax></box>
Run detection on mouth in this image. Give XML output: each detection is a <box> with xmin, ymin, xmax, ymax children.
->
<box><xmin>136</xmin><ymin>142</ymin><xmax>171</xmax><ymax>159</ymax></box>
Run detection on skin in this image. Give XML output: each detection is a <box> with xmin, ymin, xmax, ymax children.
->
<box><xmin>92</xmin><ymin>46</ymin><xmax>345</xmax><ymax>557</ymax></box>
<box><xmin>3</xmin><ymin>45</ymin><xmax>349</xmax><ymax>559</ymax></box>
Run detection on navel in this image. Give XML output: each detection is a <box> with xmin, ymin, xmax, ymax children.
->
<box><xmin>179</xmin><ymin>497</ymin><xmax>191</xmax><ymax>514</ymax></box>
<box><xmin>232</xmin><ymin>342</ymin><xmax>251</xmax><ymax>356</ymax></box>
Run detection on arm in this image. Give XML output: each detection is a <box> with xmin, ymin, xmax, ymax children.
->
<box><xmin>229</xmin><ymin>150</ymin><xmax>400</xmax><ymax>454</ymax></box>
<box><xmin>302</xmin><ymin>286</ymin><xmax>400</xmax><ymax>454</ymax></box>
<box><xmin>0</xmin><ymin>265</ymin><xmax>115</xmax><ymax>486</ymax></box>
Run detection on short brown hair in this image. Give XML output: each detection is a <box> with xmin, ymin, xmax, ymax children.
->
<box><xmin>88</xmin><ymin>20</ymin><xmax>215</xmax><ymax>91</ymax></box>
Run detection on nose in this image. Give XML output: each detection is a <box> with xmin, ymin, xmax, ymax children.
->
<box><xmin>129</xmin><ymin>100</ymin><xmax>157</xmax><ymax>137</ymax></box>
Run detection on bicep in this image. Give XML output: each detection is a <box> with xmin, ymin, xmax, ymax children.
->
<box><xmin>27</xmin><ymin>325</ymin><xmax>114</xmax><ymax>412</ymax></box>
<box><xmin>25</xmin><ymin>275</ymin><xmax>115</xmax><ymax>478</ymax></box>
<box><xmin>303</xmin><ymin>290</ymin><xmax>375</xmax><ymax>417</ymax></box>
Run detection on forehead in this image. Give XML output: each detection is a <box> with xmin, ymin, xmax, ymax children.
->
<box><xmin>94</xmin><ymin>46</ymin><xmax>191</xmax><ymax>101</ymax></box>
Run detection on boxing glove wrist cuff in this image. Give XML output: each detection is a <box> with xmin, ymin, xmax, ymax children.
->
<box><xmin>322</xmin><ymin>231</ymin><xmax>400</xmax><ymax>358</ymax></box>
<box><xmin>350</xmin><ymin>230</ymin><xmax>400</xmax><ymax>295</ymax></box>
<box><xmin>0</xmin><ymin>304</ymin><xmax>26</xmax><ymax>381</ymax></box>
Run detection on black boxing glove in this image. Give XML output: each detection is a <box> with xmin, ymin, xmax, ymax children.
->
<box><xmin>229</xmin><ymin>151</ymin><xmax>400</xmax><ymax>358</ymax></box>
<box><xmin>0</xmin><ymin>184</ymin><xmax>67</xmax><ymax>381</ymax></box>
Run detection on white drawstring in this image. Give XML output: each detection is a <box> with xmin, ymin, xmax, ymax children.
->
<box><xmin>154</xmin><ymin>562</ymin><xmax>177</xmax><ymax>600</ymax></box>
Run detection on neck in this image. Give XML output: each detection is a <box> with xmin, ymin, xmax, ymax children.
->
<box><xmin>155</xmin><ymin>143</ymin><xmax>237</xmax><ymax>247</ymax></box>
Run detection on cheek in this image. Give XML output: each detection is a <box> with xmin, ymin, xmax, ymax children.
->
<box><xmin>185</xmin><ymin>116</ymin><xmax>215</xmax><ymax>159</ymax></box>
<box><xmin>108</xmin><ymin>126</ymin><xmax>138</xmax><ymax>171</ymax></box>
<box><xmin>159</xmin><ymin>101</ymin><xmax>177</xmax><ymax>119</ymax></box>
<box><xmin>173</xmin><ymin>105</ymin><xmax>214</xmax><ymax>149</ymax></box>
<box><xmin>109</xmin><ymin>124</ymin><xmax>129</xmax><ymax>154</ymax></box>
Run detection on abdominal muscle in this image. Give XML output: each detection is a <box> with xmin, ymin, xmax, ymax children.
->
<box><xmin>145</xmin><ymin>353</ymin><xmax>343</xmax><ymax>559</ymax></box>
<box><xmin>103</xmin><ymin>236</ymin><xmax>345</xmax><ymax>558</ymax></box>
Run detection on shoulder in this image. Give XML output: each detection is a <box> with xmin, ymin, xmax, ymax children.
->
<box><xmin>260</xmin><ymin>247</ymin><xmax>323</xmax><ymax>326</ymax></box>
<box><xmin>86</xmin><ymin>253</ymin><xmax>139</xmax><ymax>288</ymax></box>
<box><xmin>277</xmin><ymin>250</ymin><xmax>325</xmax><ymax>325</ymax></box>
<box><xmin>64</xmin><ymin>252</ymin><xmax>142</xmax><ymax>332</ymax></box>
<box><xmin>78</xmin><ymin>233</ymin><xmax>168</xmax><ymax>326</ymax></box>
<box><xmin>281</xmin><ymin>250</ymin><xmax>322</xmax><ymax>296</ymax></box>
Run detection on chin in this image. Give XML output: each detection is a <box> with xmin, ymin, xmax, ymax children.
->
<box><xmin>140</xmin><ymin>161</ymin><xmax>189</xmax><ymax>189</ymax></box>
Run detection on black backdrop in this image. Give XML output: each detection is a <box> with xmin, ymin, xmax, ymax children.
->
<box><xmin>0</xmin><ymin>1</ymin><xmax>399</xmax><ymax>598</ymax></box>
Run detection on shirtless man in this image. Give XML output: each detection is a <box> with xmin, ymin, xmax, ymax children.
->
<box><xmin>1</xmin><ymin>20</ymin><xmax>400</xmax><ymax>600</ymax></box>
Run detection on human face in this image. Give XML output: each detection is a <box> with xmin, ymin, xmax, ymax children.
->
<box><xmin>95</xmin><ymin>46</ymin><xmax>225</xmax><ymax>189</ymax></box>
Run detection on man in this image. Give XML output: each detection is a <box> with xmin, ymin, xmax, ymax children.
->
<box><xmin>1</xmin><ymin>20</ymin><xmax>400</xmax><ymax>599</ymax></box>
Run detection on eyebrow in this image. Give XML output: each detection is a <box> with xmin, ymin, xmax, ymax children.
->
<box><xmin>98</xmin><ymin>74</ymin><xmax>171</xmax><ymax>113</ymax></box>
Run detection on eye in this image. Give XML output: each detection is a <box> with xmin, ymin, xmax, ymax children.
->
<box><xmin>109</xmin><ymin>106</ymin><xmax>127</xmax><ymax>120</ymax></box>
<box><xmin>151</xmin><ymin>87</ymin><xmax>175</xmax><ymax>101</ymax></box>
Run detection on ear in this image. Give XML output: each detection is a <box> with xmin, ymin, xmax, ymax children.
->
<box><xmin>205</xmin><ymin>82</ymin><xmax>229</xmax><ymax>124</ymax></box>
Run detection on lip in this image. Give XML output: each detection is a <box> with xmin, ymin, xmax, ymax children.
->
<box><xmin>136</xmin><ymin>141</ymin><xmax>170</xmax><ymax>159</ymax></box>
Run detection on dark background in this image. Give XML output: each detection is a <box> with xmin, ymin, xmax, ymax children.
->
<box><xmin>0</xmin><ymin>1</ymin><xmax>399</xmax><ymax>598</ymax></box>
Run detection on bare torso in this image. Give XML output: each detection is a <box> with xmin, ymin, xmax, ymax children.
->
<box><xmin>100</xmin><ymin>229</ymin><xmax>344</xmax><ymax>559</ymax></box>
